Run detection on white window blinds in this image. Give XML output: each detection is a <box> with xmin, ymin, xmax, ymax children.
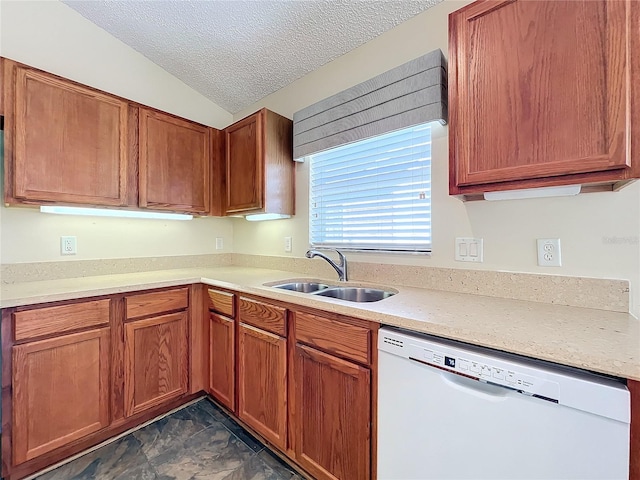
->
<box><xmin>309</xmin><ymin>123</ymin><xmax>431</xmax><ymax>253</ymax></box>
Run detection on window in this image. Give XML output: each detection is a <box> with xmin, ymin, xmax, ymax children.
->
<box><xmin>309</xmin><ymin>123</ymin><xmax>431</xmax><ymax>253</ymax></box>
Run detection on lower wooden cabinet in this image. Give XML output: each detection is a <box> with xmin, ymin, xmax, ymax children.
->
<box><xmin>237</xmin><ymin>322</ymin><xmax>287</xmax><ymax>450</ymax></box>
<box><xmin>12</xmin><ymin>328</ymin><xmax>111</xmax><ymax>464</ymax></box>
<box><xmin>3</xmin><ymin>287</ymin><xmax>198</xmax><ymax>480</ymax></box>
<box><xmin>292</xmin><ymin>343</ymin><xmax>371</xmax><ymax>480</ymax></box>
<box><xmin>209</xmin><ymin>312</ymin><xmax>235</xmax><ymax>410</ymax></box>
<box><xmin>124</xmin><ymin>312</ymin><xmax>189</xmax><ymax>417</ymax></box>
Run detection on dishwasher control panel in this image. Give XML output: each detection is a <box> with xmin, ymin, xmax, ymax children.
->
<box><xmin>380</xmin><ymin>329</ymin><xmax>562</xmax><ymax>401</ymax></box>
<box><xmin>379</xmin><ymin>327</ymin><xmax>631</xmax><ymax>425</ymax></box>
<box><xmin>419</xmin><ymin>345</ymin><xmax>549</xmax><ymax>399</ymax></box>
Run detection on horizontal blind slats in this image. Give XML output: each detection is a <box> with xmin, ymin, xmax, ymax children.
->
<box><xmin>309</xmin><ymin>123</ymin><xmax>432</xmax><ymax>252</ymax></box>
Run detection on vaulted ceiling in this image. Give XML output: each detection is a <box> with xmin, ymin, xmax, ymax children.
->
<box><xmin>63</xmin><ymin>0</ymin><xmax>443</xmax><ymax>114</ymax></box>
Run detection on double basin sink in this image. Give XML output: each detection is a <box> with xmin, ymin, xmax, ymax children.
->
<box><xmin>269</xmin><ymin>281</ymin><xmax>396</xmax><ymax>303</ymax></box>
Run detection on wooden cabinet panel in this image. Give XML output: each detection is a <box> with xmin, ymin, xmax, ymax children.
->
<box><xmin>292</xmin><ymin>343</ymin><xmax>370</xmax><ymax>480</ymax></box>
<box><xmin>207</xmin><ymin>288</ymin><xmax>235</xmax><ymax>317</ymax></box>
<box><xmin>630</xmin><ymin>380</ymin><xmax>640</xmax><ymax>480</ymax></box>
<box><xmin>225</xmin><ymin>111</ymin><xmax>262</xmax><ymax>213</ymax></box>
<box><xmin>12</xmin><ymin>328</ymin><xmax>110</xmax><ymax>464</ymax></box>
<box><xmin>449</xmin><ymin>0</ymin><xmax>638</xmax><ymax>194</ymax></box>
<box><xmin>209</xmin><ymin>313</ymin><xmax>235</xmax><ymax>411</ymax></box>
<box><xmin>237</xmin><ymin>323</ymin><xmax>287</xmax><ymax>450</ymax></box>
<box><xmin>125</xmin><ymin>288</ymin><xmax>189</xmax><ymax>319</ymax></box>
<box><xmin>14</xmin><ymin>299</ymin><xmax>110</xmax><ymax>342</ymax></box>
<box><xmin>294</xmin><ymin>311</ymin><xmax>370</xmax><ymax>365</ymax></box>
<box><xmin>139</xmin><ymin>108</ymin><xmax>211</xmax><ymax>214</ymax></box>
<box><xmin>124</xmin><ymin>312</ymin><xmax>188</xmax><ymax>417</ymax></box>
<box><xmin>238</xmin><ymin>296</ymin><xmax>286</xmax><ymax>336</ymax></box>
<box><xmin>224</xmin><ymin>108</ymin><xmax>294</xmax><ymax>215</ymax></box>
<box><xmin>3</xmin><ymin>59</ymin><xmax>130</xmax><ymax>206</ymax></box>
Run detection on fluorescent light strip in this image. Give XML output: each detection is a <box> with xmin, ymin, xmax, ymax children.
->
<box><xmin>244</xmin><ymin>213</ymin><xmax>291</xmax><ymax>222</ymax></box>
<box><xmin>483</xmin><ymin>185</ymin><xmax>581</xmax><ymax>201</ymax></box>
<box><xmin>40</xmin><ymin>206</ymin><xmax>193</xmax><ymax>220</ymax></box>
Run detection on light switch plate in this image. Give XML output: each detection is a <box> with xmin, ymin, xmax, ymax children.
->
<box><xmin>455</xmin><ymin>237</ymin><xmax>483</xmax><ymax>262</ymax></box>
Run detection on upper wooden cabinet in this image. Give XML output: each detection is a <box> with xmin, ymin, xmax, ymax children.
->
<box><xmin>139</xmin><ymin>108</ymin><xmax>212</xmax><ymax>214</ymax></box>
<box><xmin>2</xmin><ymin>59</ymin><xmax>132</xmax><ymax>207</ymax></box>
<box><xmin>1</xmin><ymin>58</ymin><xmax>223</xmax><ymax>215</ymax></box>
<box><xmin>448</xmin><ymin>0</ymin><xmax>640</xmax><ymax>196</ymax></box>
<box><xmin>224</xmin><ymin>108</ymin><xmax>295</xmax><ymax>215</ymax></box>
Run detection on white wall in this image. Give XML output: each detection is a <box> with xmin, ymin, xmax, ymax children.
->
<box><xmin>232</xmin><ymin>0</ymin><xmax>640</xmax><ymax>317</ymax></box>
<box><xmin>0</xmin><ymin>0</ymin><xmax>234</xmax><ymax>264</ymax></box>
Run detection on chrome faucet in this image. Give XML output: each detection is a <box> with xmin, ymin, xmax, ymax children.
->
<box><xmin>306</xmin><ymin>249</ymin><xmax>348</xmax><ymax>282</ymax></box>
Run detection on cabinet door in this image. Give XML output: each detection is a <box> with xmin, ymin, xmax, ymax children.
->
<box><xmin>292</xmin><ymin>344</ymin><xmax>370</xmax><ymax>480</ymax></box>
<box><xmin>449</xmin><ymin>0</ymin><xmax>632</xmax><ymax>190</ymax></box>
<box><xmin>124</xmin><ymin>312</ymin><xmax>188</xmax><ymax>417</ymax></box>
<box><xmin>7</xmin><ymin>61</ymin><xmax>129</xmax><ymax>206</ymax></box>
<box><xmin>139</xmin><ymin>109</ymin><xmax>211</xmax><ymax>214</ymax></box>
<box><xmin>12</xmin><ymin>328</ymin><xmax>111</xmax><ymax>464</ymax></box>
<box><xmin>237</xmin><ymin>323</ymin><xmax>287</xmax><ymax>449</ymax></box>
<box><xmin>209</xmin><ymin>313</ymin><xmax>235</xmax><ymax>411</ymax></box>
<box><xmin>225</xmin><ymin>111</ymin><xmax>263</xmax><ymax>213</ymax></box>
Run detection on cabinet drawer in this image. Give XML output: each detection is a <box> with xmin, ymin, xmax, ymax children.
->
<box><xmin>238</xmin><ymin>296</ymin><xmax>286</xmax><ymax>336</ymax></box>
<box><xmin>126</xmin><ymin>288</ymin><xmax>188</xmax><ymax>319</ymax></box>
<box><xmin>294</xmin><ymin>311</ymin><xmax>371</xmax><ymax>365</ymax></box>
<box><xmin>14</xmin><ymin>299</ymin><xmax>110</xmax><ymax>341</ymax></box>
<box><xmin>207</xmin><ymin>288</ymin><xmax>235</xmax><ymax>317</ymax></box>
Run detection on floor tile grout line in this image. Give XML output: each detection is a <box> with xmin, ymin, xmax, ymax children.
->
<box><xmin>26</xmin><ymin>397</ymin><xmax>207</xmax><ymax>480</ymax></box>
<box><xmin>33</xmin><ymin>397</ymin><xmax>300</xmax><ymax>480</ymax></box>
<box><xmin>139</xmin><ymin>401</ymin><xmax>228</xmax><ymax>462</ymax></box>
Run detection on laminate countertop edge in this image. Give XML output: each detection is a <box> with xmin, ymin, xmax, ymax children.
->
<box><xmin>1</xmin><ymin>266</ymin><xmax>639</xmax><ymax>381</ymax></box>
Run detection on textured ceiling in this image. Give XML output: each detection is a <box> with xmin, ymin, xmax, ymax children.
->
<box><xmin>62</xmin><ymin>0</ymin><xmax>443</xmax><ymax>114</ymax></box>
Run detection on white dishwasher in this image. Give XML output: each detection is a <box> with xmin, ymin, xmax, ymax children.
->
<box><xmin>378</xmin><ymin>327</ymin><xmax>631</xmax><ymax>480</ymax></box>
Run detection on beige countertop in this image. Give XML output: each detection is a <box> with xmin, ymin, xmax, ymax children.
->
<box><xmin>2</xmin><ymin>266</ymin><xmax>639</xmax><ymax>381</ymax></box>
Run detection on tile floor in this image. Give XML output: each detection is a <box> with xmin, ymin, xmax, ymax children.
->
<box><xmin>35</xmin><ymin>398</ymin><xmax>304</xmax><ymax>480</ymax></box>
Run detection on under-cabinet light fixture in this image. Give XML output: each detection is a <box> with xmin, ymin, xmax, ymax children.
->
<box><xmin>40</xmin><ymin>206</ymin><xmax>193</xmax><ymax>220</ymax></box>
<box><xmin>244</xmin><ymin>213</ymin><xmax>292</xmax><ymax>222</ymax></box>
<box><xmin>483</xmin><ymin>185</ymin><xmax>581</xmax><ymax>201</ymax></box>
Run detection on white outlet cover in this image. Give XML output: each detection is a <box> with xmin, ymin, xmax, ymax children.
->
<box><xmin>60</xmin><ymin>236</ymin><xmax>77</xmax><ymax>255</ymax></box>
<box><xmin>537</xmin><ymin>238</ymin><xmax>561</xmax><ymax>267</ymax></box>
<box><xmin>215</xmin><ymin>237</ymin><xmax>223</xmax><ymax>250</ymax></box>
<box><xmin>284</xmin><ymin>236</ymin><xmax>292</xmax><ymax>253</ymax></box>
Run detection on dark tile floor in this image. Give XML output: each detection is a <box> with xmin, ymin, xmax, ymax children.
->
<box><xmin>35</xmin><ymin>399</ymin><xmax>304</xmax><ymax>480</ymax></box>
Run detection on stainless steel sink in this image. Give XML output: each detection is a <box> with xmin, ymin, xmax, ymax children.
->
<box><xmin>313</xmin><ymin>287</ymin><xmax>396</xmax><ymax>303</ymax></box>
<box><xmin>272</xmin><ymin>282</ymin><xmax>332</xmax><ymax>293</ymax></box>
<box><xmin>267</xmin><ymin>279</ymin><xmax>396</xmax><ymax>303</ymax></box>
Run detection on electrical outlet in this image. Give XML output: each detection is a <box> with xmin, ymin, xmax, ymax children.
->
<box><xmin>537</xmin><ymin>238</ymin><xmax>561</xmax><ymax>267</ymax></box>
<box><xmin>284</xmin><ymin>236</ymin><xmax>292</xmax><ymax>253</ymax></box>
<box><xmin>215</xmin><ymin>237</ymin><xmax>223</xmax><ymax>250</ymax></box>
<box><xmin>60</xmin><ymin>236</ymin><xmax>77</xmax><ymax>255</ymax></box>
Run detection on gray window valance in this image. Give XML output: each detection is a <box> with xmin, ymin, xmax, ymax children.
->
<box><xmin>293</xmin><ymin>49</ymin><xmax>447</xmax><ymax>160</ymax></box>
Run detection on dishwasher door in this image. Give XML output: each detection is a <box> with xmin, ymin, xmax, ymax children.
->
<box><xmin>378</xmin><ymin>329</ymin><xmax>630</xmax><ymax>480</ymax></box>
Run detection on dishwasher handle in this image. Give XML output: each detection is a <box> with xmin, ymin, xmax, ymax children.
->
<box><xmin>409</xmin><ymin>356</ymin><xmax>511</xmax><ymax>401</ymax></box>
